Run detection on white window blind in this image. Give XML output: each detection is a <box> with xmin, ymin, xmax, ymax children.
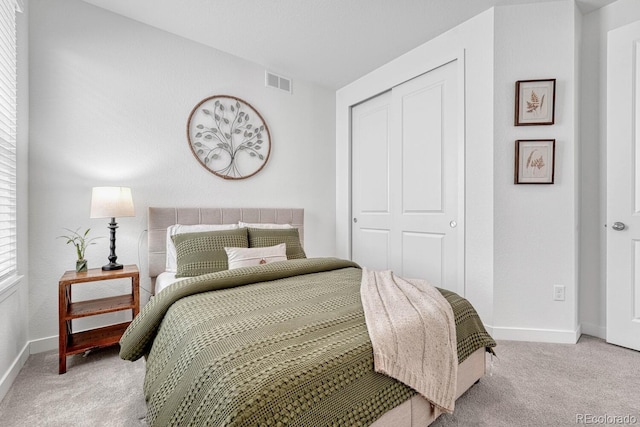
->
<box><xmin>0</xmin><ymin>0</ymin><xmax>19</xmax><ymax>282</ymax></box>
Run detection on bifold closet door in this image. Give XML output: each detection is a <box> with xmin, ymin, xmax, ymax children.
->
<box><xmin>351</xmin><ymin>60</ymin><xmax>462</xmax><ymax>294</ymax></box>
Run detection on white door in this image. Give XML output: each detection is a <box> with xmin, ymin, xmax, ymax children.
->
<box><xmin>351</xmin><ymin>90</ymin><xmax>393</xmax><ymax>272</ymax></box>
<box><xmin>606</xmin><ymin>21</ymin><xmax>640</xmax><ymax>351</ymax></box>
<box><xmin>352</xmin><ymin>60</ymin><xmax>462</xmax><ymax>294</ymax></box>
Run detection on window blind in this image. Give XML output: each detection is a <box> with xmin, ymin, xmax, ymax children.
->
<box><xmin>0</xmin><ymin>0</ymin><xmax>19</xmax><ymax>282</ymax></box>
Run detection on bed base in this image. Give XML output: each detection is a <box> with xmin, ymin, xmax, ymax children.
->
<box><xmin>371</xmin><ymin>348</ymin><xmax>486</xmax><ymax>426</ymax></box>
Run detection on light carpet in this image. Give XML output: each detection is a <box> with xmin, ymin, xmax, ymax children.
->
<box><xmin>0</xmin><ymin>335</ymin><xmax>638</xmax><ymax>426</ymax></box>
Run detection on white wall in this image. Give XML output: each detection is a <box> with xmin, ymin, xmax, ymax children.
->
<box><xmin>580</xmin><ymin>0</ymin><xmax>640</xmax><ymax>339</ymax></box>
<box><xmin>336</xmin><ymin>10</ymin><xmax>496</xmax><ymax>325</ymax></box>
<box><xmin>492</xmin><ymin>1</ymin><xmax>580</xmax><ymax>343</ymax></box>
<box><xmin>0</xmin><ymin>0</ymin><xmax>30</xmax><ymax>402</ymax></box>
<box><xmin>28</xmin><ymin>0</ymin><xmax>336</xmax><ymax>350</ymax></box>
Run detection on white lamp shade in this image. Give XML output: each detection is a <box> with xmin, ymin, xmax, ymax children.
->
<box><xmin>90</xmin><ymin>187</ymin><xmax>135</xmax><ymax>219</ymax></box>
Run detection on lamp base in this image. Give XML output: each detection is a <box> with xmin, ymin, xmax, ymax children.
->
<box><xmin>102</xmin><ymin>262</ymin><xmax>124</xmax><ymax>271</ymax></box>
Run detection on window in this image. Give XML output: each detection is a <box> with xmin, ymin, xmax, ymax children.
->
<box><xmin>0</xmin><ymin>0</ymin><xmax>20</xmax><ymax>283</ymax></box>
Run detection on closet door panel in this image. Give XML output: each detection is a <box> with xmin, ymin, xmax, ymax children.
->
<box><xmin>400</xmin><ymin>83</ymin><xmax>443</xmax><ymax>213</ymax></box>
<box><xmin>401</xmin><ymin>231</ymin><xmax>443</xmax><ymax>286</ymax></box>
<box><xmin>351</xmin><ymin>91</ymin><xmax>392</xmax><ymax>270</ymax></box>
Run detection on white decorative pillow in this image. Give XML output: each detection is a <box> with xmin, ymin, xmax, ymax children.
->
<box><xmin>238</xmin><ymin>222</ymin><xmax>293</xmax><ymax>229</ymax></box>
<box><xmin>166</xmin><ymin>223</ymin><xmax>239</xmax><ymax>272</ymax></box>
<box><xmin>225</xmin><ymin>244</ymin><xmax>287</xmax><ymax>269</ymax></box>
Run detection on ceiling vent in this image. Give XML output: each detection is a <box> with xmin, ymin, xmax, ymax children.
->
<box><xmin>265</xmin><ymin>71</ymin><xmax>292</xmax><ymax>94</ymax></box>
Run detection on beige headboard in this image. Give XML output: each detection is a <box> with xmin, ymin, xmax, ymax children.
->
<box><xmin>148</xmin><ymin>207</ymin><xmax>304</xmax><ymax>280</ymax></box>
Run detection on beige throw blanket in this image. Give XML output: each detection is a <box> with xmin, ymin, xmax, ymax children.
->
<box><xmin>360</xmin><ymin>268</ymin><xmax>458</xmax><ymax>413</ymax></box>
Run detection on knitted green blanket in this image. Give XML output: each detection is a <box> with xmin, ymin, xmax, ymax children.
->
<box><xmin>120</xmin><ymin>258</ymin><xmax>495</xmax><ymax>426</ymax></box>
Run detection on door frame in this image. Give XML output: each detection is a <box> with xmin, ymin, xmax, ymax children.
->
<box><xmin>336</xmin><ymin>49</ymin><xmax>466</xmax><ymax>293</ymax></box>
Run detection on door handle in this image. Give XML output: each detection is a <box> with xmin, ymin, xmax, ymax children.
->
<box><xmin>612</xmin><ymin>222</ymin><xmax>626</xmax><ymax>231</ymax></box>
<box><xmin>353</xmin><ymin>218</ymin><xmax>358</xmax><ymax>223</ymax></box>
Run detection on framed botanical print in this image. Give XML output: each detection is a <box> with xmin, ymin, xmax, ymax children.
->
<box><xmin>515</xmin><ymin>79</ymin><xmax>556</xmax><ymax>126</ymax></box>
<box><xmin>514</xmin><ymin>139</ymin><xmax>555</xmax><ymax>184</ymax></box>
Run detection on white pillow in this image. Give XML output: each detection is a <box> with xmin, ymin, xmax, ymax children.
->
<box><xmin>238</xmin><ymin>222</ymin><xmax>293</xmax><ymax>229</ymax></box>
<box><xmin>225</xmin><ymin>244</ymin><xmax>287</xmax><ymax>269</ymax></box>
<box><xmin>165</xmin><ymin>223</ymin><xmax>239</xmax><ymax>272</ymax></box>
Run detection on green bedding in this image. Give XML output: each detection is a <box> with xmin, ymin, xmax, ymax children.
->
<box><xmin>120</xmin><ymin>258</ymin><xmax>495</xmax><ymax>426</ymax></box>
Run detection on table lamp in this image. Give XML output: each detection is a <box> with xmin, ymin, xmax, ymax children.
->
<box><xmin>90</xmin><ymin>186</ymin><xmax>135</xmax><ymax>270</ymax></box>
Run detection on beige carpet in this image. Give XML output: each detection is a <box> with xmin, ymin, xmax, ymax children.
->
<box><xmin>0</xmin><ymin>347</ymin><xmax>146</xmax><ymax>427</ymax></box>
<box><xmin>0</xmin><ymin>335</ymin><xmax>638</xmax><ymax>426</ymax></box>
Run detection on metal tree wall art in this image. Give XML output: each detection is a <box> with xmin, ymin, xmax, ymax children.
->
<box><xmin>187</xmin><ymin>95</ymin><xmax>271</xmax><ymax>179</ymax></box>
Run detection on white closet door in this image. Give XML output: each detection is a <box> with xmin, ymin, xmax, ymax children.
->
<box><xmin>351</xmin><ymin>90</ymin><xmax>393</xmax><ymax>271</ymax></box>
<box><xmin>352</xmin><ymin>60</ymin><xmax>462</xmax><ymax>294</ymax></box>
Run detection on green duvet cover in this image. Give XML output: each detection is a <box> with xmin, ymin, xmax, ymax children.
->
<box><xmin>120</xmin><ymin>258</ymin><xmax>495</xmax><ymax>426</ymax></box>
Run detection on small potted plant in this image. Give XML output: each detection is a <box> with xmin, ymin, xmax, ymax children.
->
<box><xmin>58</xmin><ymin>228</ymin><xmax>101</xmax><ymax>272</ymax></box>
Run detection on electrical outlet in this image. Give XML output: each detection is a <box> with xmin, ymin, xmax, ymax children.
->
<box><xmin>553</xmin><ymin>285</ymin><xmax>565</xmax><ymax>301</ymax></box>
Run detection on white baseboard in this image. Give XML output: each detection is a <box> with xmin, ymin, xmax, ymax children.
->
<box><xmin>29</xmin><ymin>335</ymin><xmax>58</xmax><ymax>354</ymax></box>
<box><xmin>0</xmin><ymin>342</ymin><xmax>29</xmax><ymax>403</ymax></box>
<box><xmin>580</xmin><ymin>322</ymin><xmax>606</xmax><ymax>339</ymax></box>
<box><xmin>490</xmin><ymin>324</ymin><xmax>581</xmax><ymax>344</ymax></box>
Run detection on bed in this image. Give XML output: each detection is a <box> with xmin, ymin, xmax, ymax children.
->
<box><xmin>121</xmin><ymin>207</ymin><xmax>495</xmax><ymax>426</ymax></box>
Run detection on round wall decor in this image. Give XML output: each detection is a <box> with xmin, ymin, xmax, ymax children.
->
<box><xmin>187</xmin><ymin>95</ymin><xmax>271</xmax><ymax>180</ymax></box>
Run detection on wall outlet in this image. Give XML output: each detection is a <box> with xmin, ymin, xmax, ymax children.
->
<box><xmin>553</xmin><ymin>285</ymin><xmax>565</xmax><ymax>301</ymax></box>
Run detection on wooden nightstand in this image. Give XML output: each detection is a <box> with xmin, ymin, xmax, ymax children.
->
<box><xmin>58</xmin><ymin>264</ymin><xmax>139</xmax><ymax>374</ymax></box>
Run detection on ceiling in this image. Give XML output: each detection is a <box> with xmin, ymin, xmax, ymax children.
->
<box><xmin>79</xmin><ymin>0</ymin><xmax>616</xmax><ymax>90</ymax></box>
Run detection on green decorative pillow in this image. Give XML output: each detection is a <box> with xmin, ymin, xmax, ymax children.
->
<box><xmin>172</xmin><ymin>228</ymin><xmax>248</xmax><ymax>277</ymax></box>
<box><xmin>247</xmin><ymin>227</ymin><xmax>306</xmax><ymax>260</ymax></box>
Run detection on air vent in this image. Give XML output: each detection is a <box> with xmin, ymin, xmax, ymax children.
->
<box><xmin>265</xmin><ymin>71</ymin><xmax>292</xmax><ymax>94</ymax></box>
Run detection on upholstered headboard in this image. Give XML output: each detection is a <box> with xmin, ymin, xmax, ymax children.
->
<box><xmin>148</xmin><ymin>207</ymin><xmax>304</xmax><ymax>280</ymax></box>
